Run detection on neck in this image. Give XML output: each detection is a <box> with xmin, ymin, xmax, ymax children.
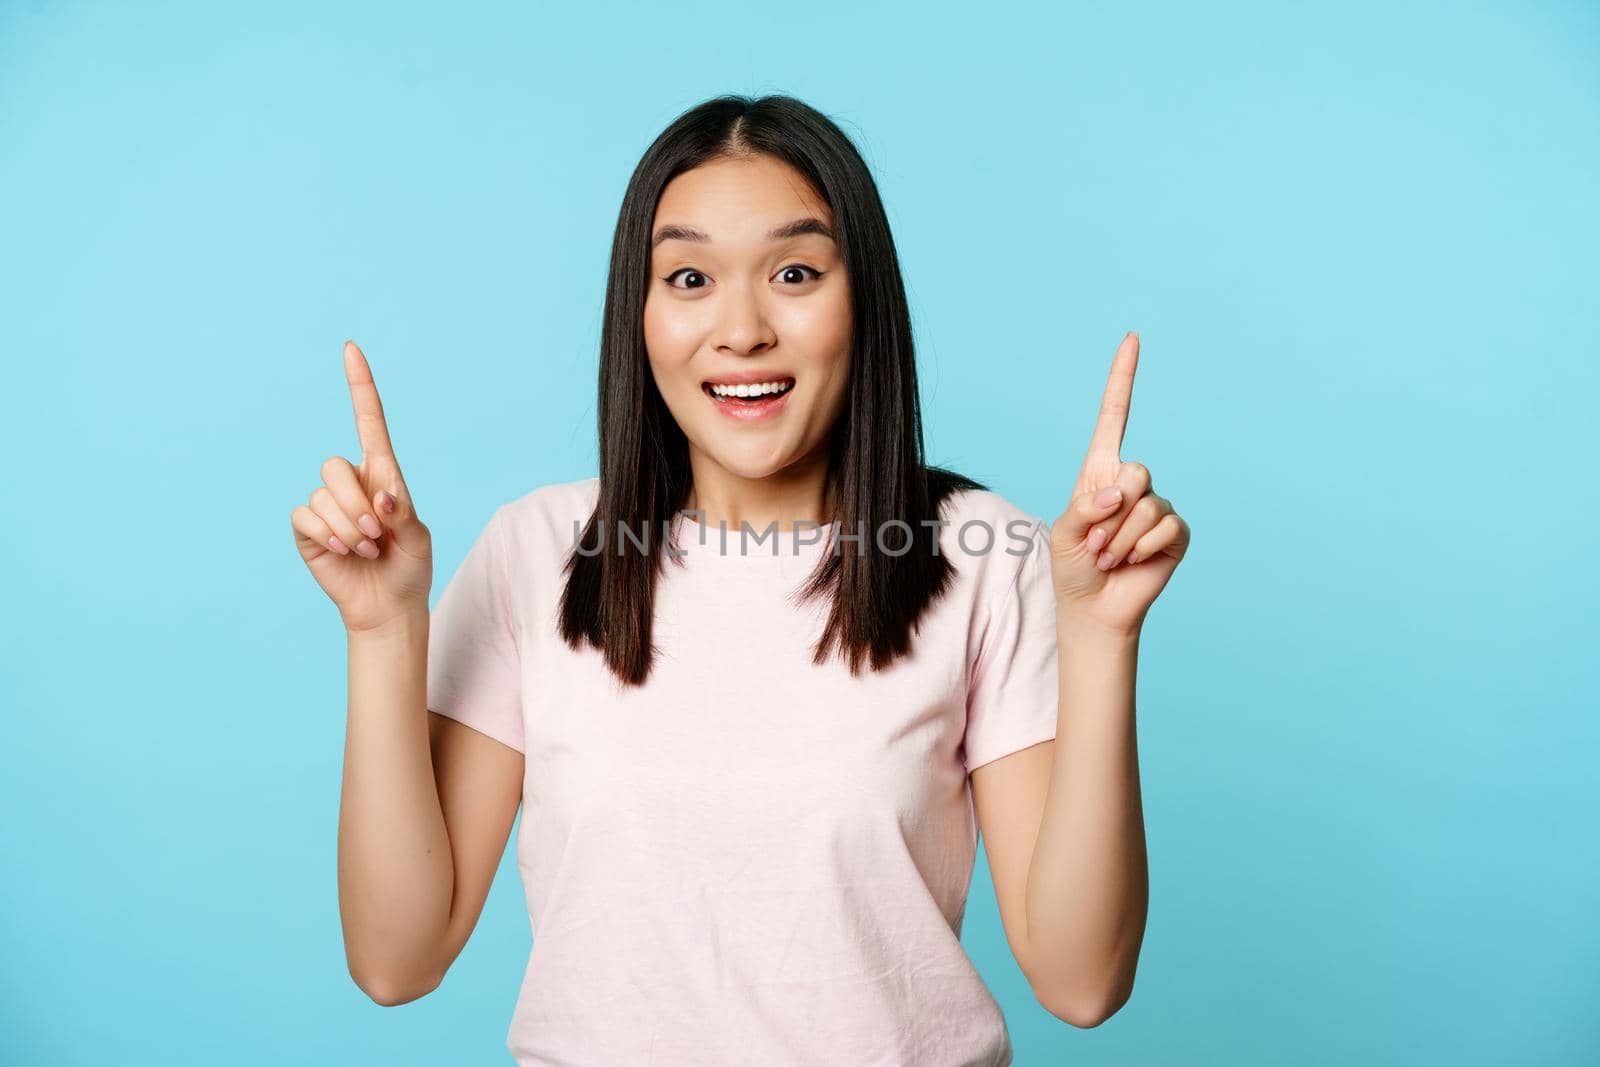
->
<box><xmin>683</xmin><ymin>444</ymin><xmax>836</xmax><ymax>533</ymax></box>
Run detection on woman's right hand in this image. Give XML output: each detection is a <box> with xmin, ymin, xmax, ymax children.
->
<box><xmin>291</xmin><ymin>341</ymin><xmax>434</xmax><ymax>634</ymax></box>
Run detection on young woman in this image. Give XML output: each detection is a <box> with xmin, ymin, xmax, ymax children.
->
<box><xmin>291</xmin><ymin>94</ymin><xmax>1189</xmax><ymax>1065</ymax></box>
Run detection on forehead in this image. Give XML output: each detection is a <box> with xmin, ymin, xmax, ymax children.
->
<box><xmin>653</xmin><ymin>155</ymin><xmax>832</xmax><ymax>239</ymax></box>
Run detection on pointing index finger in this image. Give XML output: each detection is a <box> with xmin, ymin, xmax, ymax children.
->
<box><xmin>343</xmin><ymin>340</ymin><xmax>396</xmax><ymax>463</ymax></box>
<box><xmin>1085</xmin><ymin>331</ymin><xmax>1140</xmax><ymax>462</ymax></box>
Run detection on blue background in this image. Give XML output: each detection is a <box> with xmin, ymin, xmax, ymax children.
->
<box><xmin>3</xmin><ymin>1</ymin><xmax>1596</xmax><ymax>1063</ymax></box>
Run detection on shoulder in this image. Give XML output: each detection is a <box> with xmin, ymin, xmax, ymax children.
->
<box><xmin>930</xmin><ymin>485</ymin><xmax>1053</xmax><ymax>627</ymax></box>
<box><xmin>936</xmin><ymin>485</ymin><xmax>1051</xmax><ymax>558</ymax></box>
<box><xmin>496</xmin><ymin>476</ymin><xmax>600</xmax><ymax>536</ymax></box>
<box><xmin>485</xmin><ymin>476</ymin><xmax>601</xmax><ymax>577</ymax></box>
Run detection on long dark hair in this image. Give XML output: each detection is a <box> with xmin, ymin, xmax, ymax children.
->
<box><xmin>560</xmin><ymin>93</ymin><xmax>985</xmax><ymax>686</ymax></box>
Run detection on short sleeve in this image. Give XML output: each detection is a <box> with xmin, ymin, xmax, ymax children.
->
<box><xmin>962</xmin><ymin>525</ymin><xmax>1060</xmax><ymax>774</ymax></box>
<box><xmin>426</xmin><ymin>507</ymin><xmax>526</xmax><ymax>754</ymax></box>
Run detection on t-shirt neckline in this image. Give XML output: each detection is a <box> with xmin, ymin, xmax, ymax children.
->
<box><xmin>669</xmin><ymin>511</ymin><xmax>840</xmax><ymax>563</ymax></box>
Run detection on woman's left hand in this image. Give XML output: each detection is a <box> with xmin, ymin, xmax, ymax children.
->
<box><xmin>1049</xmin><ymin>332</ymin><xmax>1191</xmax><ymax>637</ymax></box>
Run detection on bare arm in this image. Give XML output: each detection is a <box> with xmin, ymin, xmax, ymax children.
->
<box><xmin>336</xmin><ymin>611</ymin><xmax>449</xmax><ymax>1003</ymax></box>
<box><xmin>291</xmin><ymin>340</ymin><xmax>525</xmax><ymax>1006</ymax></box>
<box><xmin>425</xmin><ymin>710</ymin><xmax>524</xmax><ymax>985</ymax></box>
<box><xmin>975</xmin><ymin>332</ymin><xmax>1192</xmax><ymax>1028</ymax></box>
<box><xmin>1023</xmin><ymin>622</ymin><xmax>1146</xmax><ymax>1023</ymax></box>
<box><xmin>336</xmin><ymin>609</ymin><xmax>523</xmax><ymax>1004</ymax></box>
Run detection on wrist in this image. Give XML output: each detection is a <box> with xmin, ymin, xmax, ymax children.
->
<box><xmin>1054</xmin><ymin>605</ymin><xmax>1141</xmax><ymax>648</ymax></box>
<box><xmin>346</xmin><ymin>605</ymin><xmax>430</xmax><ymax>645</ymax></box>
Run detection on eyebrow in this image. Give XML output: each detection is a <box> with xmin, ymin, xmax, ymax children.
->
<box><xmin>651</xmin><ymin>216</ymin><xmax>836</xmax><ymax>249</ymax></box>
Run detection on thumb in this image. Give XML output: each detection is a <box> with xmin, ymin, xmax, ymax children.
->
<box><xmin>1057</xmin><ymin>485</ymin><xmax>1124</xmax><ymax>543</ymax></box>
<box><xmin>372</xmin><ymin>480</ymin><xmax>426</xmax><ymax>547</ymax></box>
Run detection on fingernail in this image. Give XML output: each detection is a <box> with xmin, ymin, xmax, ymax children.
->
<box><xmin>359</xmin><ymin>514</ymin><xmax>383</xmax><ymax>539</ymax></box>
<box><xmin>1126</xmin><ymin>549</ymin><xmax>1139</xmax><ymax>564</ymax></box>
<box><xmin>1088</xmin><ymin>527</ymin><xmax>1109</xmax><ymax>551</ymax></box>
<box><xmin>356</xmin><ymin>539</ymin><xmax>379</xmax><ymax>559</ymax></box>
<box><xmin>328</xmin><ymin>536</ymin><xmax>350</xmax><ymax>555</ymax></box>
<box><xmin>1097</xmin><ymin>549</ymin><xmax>1118</xmax><ymax>570</ymax></box>
<box><xmin>1095</xmin><ymin>487</ymin><xmax>1123</xmax><ymax>509</ymax></box>
<box><xmin>378</xmin><ymin>491</ymin><xmax>395</xmax><ymax>514</ymax></box>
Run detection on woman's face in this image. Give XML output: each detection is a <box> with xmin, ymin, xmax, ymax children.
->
<box><xmin>643</xmin><ymin>153</ymin><xmax>852</xmax><ymax>486</ymax></box>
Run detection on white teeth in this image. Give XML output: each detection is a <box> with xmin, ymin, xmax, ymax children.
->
<box><xmin>709</xmin><ymin>380</ymin><xmax>794</xmax><ymax>399</ymax></box>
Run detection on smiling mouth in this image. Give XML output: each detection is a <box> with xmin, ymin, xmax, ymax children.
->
<box><xmin>701</xmin><ymin>378</ymin><xmax>797</xmax><ymax>404</ymax></box>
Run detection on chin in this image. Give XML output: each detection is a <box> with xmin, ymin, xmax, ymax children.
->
<box><xmin>694</xmin><ymin>437</ymin><xmax>799</xmax><ymax>481</ymax></box>
<box><xmin>711</xmin><ymin>452</ymin><xmax>793</xmax><ymax>482</ymax></box>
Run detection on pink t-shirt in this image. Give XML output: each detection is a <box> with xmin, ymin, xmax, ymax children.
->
<box><xmin>426</xmin><ymin>476</ymin><xmax>1061</xmax><ymax>1066</ymax></box>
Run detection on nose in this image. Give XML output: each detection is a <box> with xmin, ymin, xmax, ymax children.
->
<box><xmin>712</xmin><ymin>280</ymin><xmax>777</xmax><ymax>357</ymax></box>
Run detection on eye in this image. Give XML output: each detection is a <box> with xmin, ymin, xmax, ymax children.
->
<box><xmin>662</xmin><ymin>269</ymin><xmax>710</xmax><ymax>290</ymax></box>
<box><xmin>776</xmin><ymin>264</ymin><xmax>825</xmax><ymax>286</ymax></box>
